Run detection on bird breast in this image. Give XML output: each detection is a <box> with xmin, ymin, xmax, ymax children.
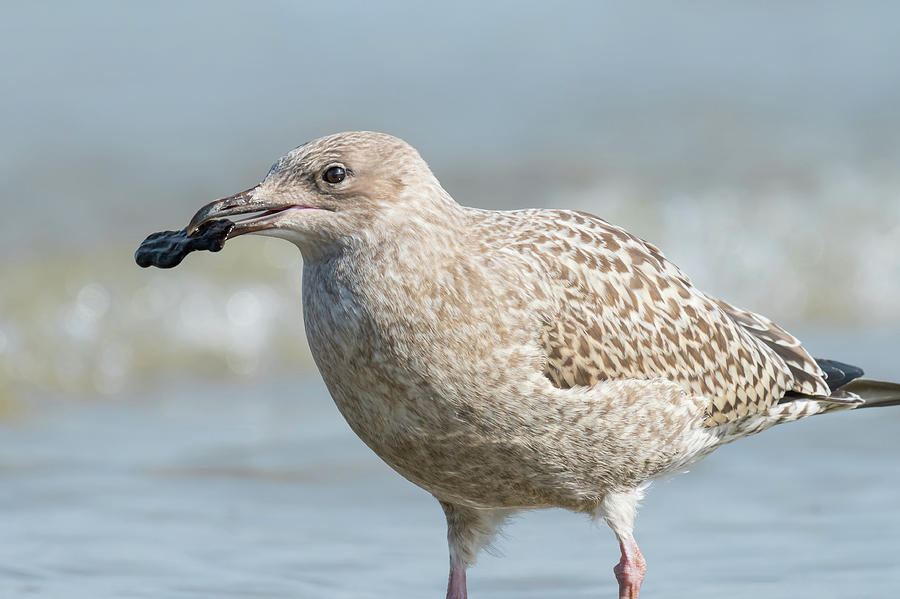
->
<box><xmin>298</xmin><ymin>245</ymin><xmax>569</xmax><ymax>505</ymax></box>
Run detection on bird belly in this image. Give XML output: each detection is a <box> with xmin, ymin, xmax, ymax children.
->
<box><xmin>313</xmin><ymin>361</ymin><xmax>561</xmax><ymax>508</ymax></box>
<box><xmin>315</xmin><ymin>358</ymin><xmax>721</xmax><ymax>512</ymax></box>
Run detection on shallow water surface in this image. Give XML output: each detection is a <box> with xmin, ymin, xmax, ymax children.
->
<box><xmin>2</xmin><ymin>371</ymin><xmax>899</xmax><ymax>599</ymax></box>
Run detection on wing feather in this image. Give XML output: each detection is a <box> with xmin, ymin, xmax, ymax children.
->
<box><xmin>483</xmin><ymin>209</ymin><xmax>830</xmax><ymax>426</ymax></box>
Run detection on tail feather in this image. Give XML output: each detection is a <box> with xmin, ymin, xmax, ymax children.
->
<box><xmin>815</xmin><ymin>358</ymin><xmax>865</xmax><ymax>391</ymax></box>
<box><xmin>840</xmin><ymin>379</ymin><xmax>900</xmax><ymax>409</ymax></box>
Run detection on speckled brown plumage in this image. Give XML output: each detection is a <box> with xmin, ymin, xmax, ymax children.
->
<box><xmin>472</xmin><ymin>208</ymin><xmax>832</xmax><ymax>426</ymax></box>
<box><xmin>185</xmin><ymin>131</ymin><xmax>898</xmax><ymax>599</ymax></box>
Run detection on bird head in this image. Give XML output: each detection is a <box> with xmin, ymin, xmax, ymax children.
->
<box><xmin>188</xmin><ymin>131</ymin><xmax>449</xmax><ymax>255</ymax></box>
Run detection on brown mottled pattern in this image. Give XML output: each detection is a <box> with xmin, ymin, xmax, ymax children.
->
<box><xmin>469</xmin><ymin>209</ymin><xmax>830</xmax><ymax>426</ymax></box>
<box><xmin>710</xmin><ymin>298</ymin><xmax>831</xmax><ymax>397</ymax></box>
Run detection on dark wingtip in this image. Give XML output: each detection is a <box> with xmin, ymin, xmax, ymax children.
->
<box><xmin>815</xmin><ymin>358</ymin><xmax>865</xmax><ymax>392</ymax></box>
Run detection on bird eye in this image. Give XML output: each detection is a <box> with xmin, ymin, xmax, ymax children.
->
<box><xmin>323</xmin><ymin>165</ymin><xmax>346</xmax><ymax>184</ymax></box>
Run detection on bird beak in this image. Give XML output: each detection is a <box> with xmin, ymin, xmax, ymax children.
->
<box><xmin>187</xmin><ymin>185</ymin><xmax>304</xmax><ymax>238</ymax></box>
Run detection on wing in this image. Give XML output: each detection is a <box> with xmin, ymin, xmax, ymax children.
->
<box><xmin>707</xmin><ymin>297</ymin><xmax>829</xmax><ymax>397</ymax></box>
<box><xmin>487</xmin><ymin>209</ymin><xmax>830</xmax><ymax>426</ymax></box>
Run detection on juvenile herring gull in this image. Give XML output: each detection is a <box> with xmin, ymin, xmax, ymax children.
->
<box><xmin>180</xmin><ymin>131</ymin><xmax>900</xmax><ymax>598</ymax></box>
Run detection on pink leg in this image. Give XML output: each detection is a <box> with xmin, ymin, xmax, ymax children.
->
<box><xmin>613</xmin><ymin>535</ymin><xmax>646</xmax><ymax>599</ymax></box>
<box><xmin>446</xmin><ymin>560</ymin><xmax>467</xmax><ymax>599</ymax></box>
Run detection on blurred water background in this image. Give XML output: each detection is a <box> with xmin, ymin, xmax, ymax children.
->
<box><xmin>1</xmin><ymin>2</ymin><xmax>899</xmax><ymax>597</ymax></box>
